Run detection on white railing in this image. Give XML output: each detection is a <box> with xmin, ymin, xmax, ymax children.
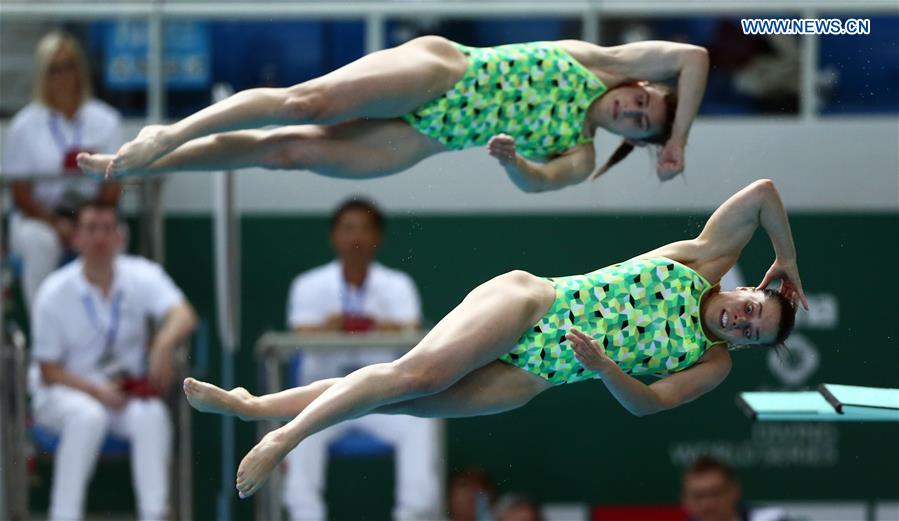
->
<box><xmin>3</xmin><ymin>1</ymin><xmax>898</xmax><ymax>17</ymax></box>
<box><xmin>2</xmin><ymin>0</ymin><xmax>897</xmax><ymax>121</ymax></box>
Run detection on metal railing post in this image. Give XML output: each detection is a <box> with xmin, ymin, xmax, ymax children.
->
<box><xmin>800</xmin><ymin>9</ymin><xmax>820</xmax><ymax>120</ymax></box>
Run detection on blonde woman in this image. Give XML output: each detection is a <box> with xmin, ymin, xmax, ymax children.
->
<box><xmin>2</xmin><ymin>31</ymin><xmax>122</xmax><ymax>310</ymax></box>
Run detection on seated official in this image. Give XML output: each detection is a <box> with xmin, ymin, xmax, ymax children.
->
<box><xmin>29</xmin><ymin>202</ymin><xmax>197</xmax><ymax>521</ymax></box>
<box><xmin>283</xmin><ymin>197</ymin><xmax>441</xmax><ymax>521</ymax></box>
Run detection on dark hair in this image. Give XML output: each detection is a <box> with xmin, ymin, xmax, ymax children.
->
<box><xmin>449</xmin><ymin>466</ymin><xmax>496</xmax><ymax>495</ymax></box>
<box><xmin>448</xmin><ymin>466</ymin><xmax>497</xmax><ymax>520</ymax></box>
<box><xmin>591</xmin><ymin>82</ymin><xmax>678</xmax><ymax>180</ymax></box>
<box><xmin>684</xmin><ymin>455</ymin><xmax>736</xmax><ymax>483</ymax></box>
<box><xmin>76</xmin><ymin>201</ymin><xmax>119</xmax><ymax>223</ymax></box>
<box><xmin>761</xmin><ymin>288</ymin><xmax>797</xmax><ymax>347</ymax></box>
<box><xmin>329</xmin><ymin>196</ymin><xmax>384</xmax><ymax>232</ymax></box>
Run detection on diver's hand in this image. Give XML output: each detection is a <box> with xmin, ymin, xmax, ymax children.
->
<box><xmin>488</xmin><ymin>134</ymin><xmax>519</xmax><ymax>167</ymax></box>
<box><xmin>566</xmin><ymin>327</ymin><xmax>615</xmax><ymax>373</ymax></box>
<box><xmin>757</xmin><ymin>258</ymin><xmax>809</xmax><ymax>311</ymax></box>
<box><xmin>657</xmin><ymin>139</ymin><xmax>685</xmax><ymax>181</ymax></box>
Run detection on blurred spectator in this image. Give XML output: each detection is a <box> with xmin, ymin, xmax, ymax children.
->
<box><xmin>283</xmin><ymin>196</ymin><xmax>440</xmax><ymax>521</ymax></box>
<box><xmin>494</xmin><ymin>494</ymin><xmax>545</xmax><ymax>521</ymax></box>
<box><xmin>448</xmin><ymin>466</ymin><xmax>497</xmax><ymax>521</ymax></box>
<box><xmin>0</xmin><ymin>21</ymin><xmax>58</xmax><ymax>115</ymax></box>
<box><xmin>601</xmin><ymin>17</ymin><xmax>800</xmax><ymax>114</ymax></box>
<box><xmin>682</xmin><ymin>455</ymin><xmax>788</xmax><ymax>521</ymax></box>
<box><xmin>2</xmin><ymin>31</ymin><xmax>122</xmax><ymax>312</ymax></box>
<box><xmin>706</xmin><ymin>21</ymin><xmax>799</xmax><ymax>113</ymax></box>
<box><xmin>732</xmin><ymin>34</ymin><xmax>799</xmax><ymax>110</ymax></box>
<box><xmin>619</xmin><ymin>22</ymin><xmax>655</xmax><ymax>44</ymax></box>
<box><xmin>29</xmin><ymin>201</ymin><xmax>197</xmax><ymax>521</ymax></box>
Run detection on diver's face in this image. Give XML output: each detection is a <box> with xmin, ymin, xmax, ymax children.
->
<box><xmin>702</xmin><ymin>289</ymin><xmax>781</xmax><ymax>346</ymax></box>
<box><xmin>600</xmin><ymin>84</ymin><xmax>667</xmax><ymax>141</ymax></box>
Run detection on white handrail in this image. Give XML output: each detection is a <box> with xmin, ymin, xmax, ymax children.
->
<box><xmin>1</xmin><ymin>1</ymin><xmax>896</xmax><ymax>19</ymax></box>
<box><xmin>0</xmin><ymin>174</ymin><xmax>150</xmax><ymax>187</ymax></box>
<box><xmin>2</xmin><ymin>0</ymin><xmax>894</xmax><ymax>129</ymax></box>
<box><xmin>0</xmin><ymin>2</ymin><xmax>154</xmax><ymax>19</ymax></box>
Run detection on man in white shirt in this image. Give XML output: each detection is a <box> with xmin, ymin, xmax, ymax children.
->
<box><xmin>2</xmin><ymin>31</ymin><xmax>123</xmax><ymax>311</ymax></box>
<box><xmin>284</xmin><ymin>197</ymin><xmax>440</xmax><ymax>521</ymax></box>
<box><xmin>30</xmin><ymin>201</ymin><xmax>197</xmax><ymax>521</ymax></box>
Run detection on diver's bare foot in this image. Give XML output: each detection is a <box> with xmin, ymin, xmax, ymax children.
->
<box><xmin>77</xmin><ymin>153</ymin><xmax>114</xmax><ymax>179</ymax></box>
<box><xmin>236</xmin><ymin>430</ymin><xmax>291</xmax><ymax>498</ymax></box>
<box><xmin>107</xmin><ymin>124</ymin><xmax>173</xmax><ymax>177</ymax></box>
<box><xmin>183</xmin><ymin>377</ymin><xmax>255</xmax><ymax>420</ymax></box>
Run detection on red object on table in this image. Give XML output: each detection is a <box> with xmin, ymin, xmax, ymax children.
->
<box><xmin>342</xmin><ymin>314</ymin><xmax>376</xmax><ymax>333</ymax></box>
<box><xmin>63</xmin><ymin>148</ymin><xmax>94</xmax><ymax>173</ymax></box>
<box><xmin>120</xmin><ymin>376</ymin><xmax>160</xmax><ymax>398</ymax></box>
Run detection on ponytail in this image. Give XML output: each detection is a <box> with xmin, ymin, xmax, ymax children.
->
<box><xmin>590</xmin><ymin>140</ymin><xmax>635</xmax><ymax>181</ymax></box>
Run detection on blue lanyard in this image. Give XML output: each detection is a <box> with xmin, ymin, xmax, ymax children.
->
<box><xmin>82</xmin><ymin>291</ymin><xmax>123</xmax><ymax>354</ymax></box>
<box><xmin>48</xmin><ymin>113</ymin><xmax>82</xmax><ymax>152</ymax></box>
<box><xmin>341</xmin><ymin>278</ymin><xmax>368</xmax><ymax>316</ymax></box>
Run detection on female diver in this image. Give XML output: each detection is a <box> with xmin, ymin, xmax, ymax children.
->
<box><xmin>78</xmin><ymin>37</ymin><xmax>709</xmax><ymax>191</ymax></box>
<box><xmin>183</xmin><ymin>179</ymin><xmax>808</xmax><ymax>497</ymax></box>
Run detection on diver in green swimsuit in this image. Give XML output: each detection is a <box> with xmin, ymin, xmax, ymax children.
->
<box><xmin>402</xmin><ymin>42</ymin><xmax>610</xmax><ymax>160</ymax></box>
<box><xmin>80</xmin><ymin>36</ymin><xmax>709</xmax><ymax>190</ymax></box>
<box><xmin>182</xmin><ymin>179</ymin><xmax>808</xmax><ymax>498</ymax></box>
<box><xmin>499</xmin><ymin>256</ymin><xmax>727</xmax><ymax>386</ymax></box>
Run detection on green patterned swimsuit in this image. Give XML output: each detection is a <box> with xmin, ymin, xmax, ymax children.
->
<box><xmin>499</xmin><ymin>257</ymin><xmax>723</xmax><ymax>385</ymax></box>
<box><xmin>402</xmin><ymin>42</ymin><xmax>607</xmax><ymax>159</ymax></box>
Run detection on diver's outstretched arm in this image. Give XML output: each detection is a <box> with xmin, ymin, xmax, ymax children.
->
<box><xmin>566</xmin><ymin>328</ymin><xmax>732</xmax><ymax>416</ymax></box>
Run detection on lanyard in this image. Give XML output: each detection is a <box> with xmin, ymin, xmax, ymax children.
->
<box><xmin>82</xmin><ymin>290</ymin><xmax>123</xmax><ymax>355</ymax></box>
<box><xmin>341</xmin><ymin>278</ymin><xmax>368</xmax><ymax>316</ymax></box>
<box><xmin>48</xmin><ymin>113</ymin><xmax>82</xmax><ymax>153</ymax></box>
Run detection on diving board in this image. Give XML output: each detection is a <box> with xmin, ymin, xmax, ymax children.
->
<box><xmin>818</xmin><ymin>384</ymin><xmax>899</xmax><ymax>421</ymax></box>
<box><xmin>737</xmin><ymin>384</ymin><xmax>899</xmax><ymax>422</ymax></box>
<box><xmin>736</xmin><ymin>391</ymin><xmax>849</xmax><ymax>422</ymax></box>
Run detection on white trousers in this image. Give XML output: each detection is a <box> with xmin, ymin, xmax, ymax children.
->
<box><xmin>283</xmin><ymin>414</ymin><xmax>441</xmax><ymax>521</ymax></box>
<box><xmin>32</xmin><ymin>385</ymin><xmax>173</xmax><ymax>521</ymax></box>
<box><xmin>10</xmin><ymin>216</ymin><xmax>61</xmax><ymax>312</ymax></box>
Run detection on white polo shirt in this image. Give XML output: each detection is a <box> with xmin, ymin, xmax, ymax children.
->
<box><xmin>286</xmin><ymin>260</ymin><xmax>421</xmax><ymax>382</ymax></box>
<box><xmin>29</xmin><ymin>255</ymin><xmax>185</xmax><ymax>394</ymax></box>
<box><xmin>2</xmin><ymin>99</ymin><xmax>121</xmax><ymax>210</ymax></box>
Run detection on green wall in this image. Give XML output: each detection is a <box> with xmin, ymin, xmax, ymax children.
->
<box><xmin>120</xmin><ymin>213</ymin><xmax>899</xmax><ymax>519</ymax></box>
